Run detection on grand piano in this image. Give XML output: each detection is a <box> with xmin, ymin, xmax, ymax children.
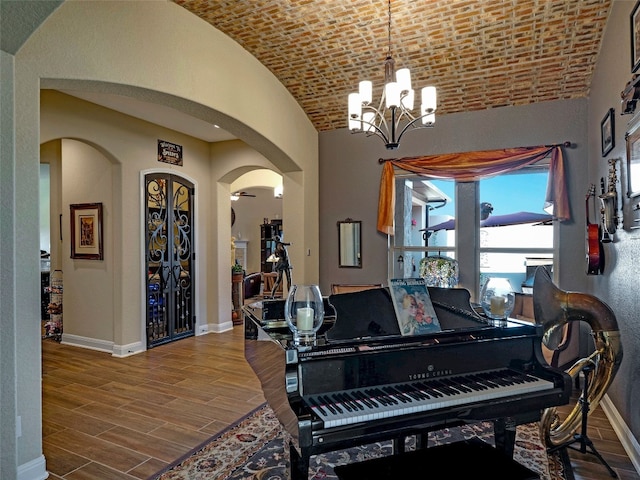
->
<box><xmin>244</xmin><ymin>286</ymin><xmax>571</xmax><ymax>479</ymax></box>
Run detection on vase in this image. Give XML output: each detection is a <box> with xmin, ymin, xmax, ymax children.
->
<box><xmin>480</xmin><ymin>277</ymin><xmax>515</xmax><ymax>326</ymax></box>
<box><xmin>284</xmin><ymin>284</ymin><xmax>324</xmax><ymax>346</ymax></box>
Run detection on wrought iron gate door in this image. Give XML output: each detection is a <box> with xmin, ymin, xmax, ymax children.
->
<box><xmin>145</xmin><ymin>174</ymin><xmax>195</xmax><ymax>347</ymax></box>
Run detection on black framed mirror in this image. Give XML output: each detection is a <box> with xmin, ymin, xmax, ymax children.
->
<box><xmin>338</xmin><ymin>219</ymin><xmax>362</xmax><ymax>268</ymax></box>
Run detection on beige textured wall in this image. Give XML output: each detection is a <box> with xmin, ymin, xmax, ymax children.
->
<box><xmin>41</xmin><ymin>90</ymin><xmax>214</xmax><ymax>349</ymax></box>
<box><xmin>9</xmin><ymin>2</ymin><xmax>318</xmax><ymax>476</ymax></box>
<box><xmin>61</xmin><ymin>139</ymin><xmax>115</xmax><ymax>342</ymax></box>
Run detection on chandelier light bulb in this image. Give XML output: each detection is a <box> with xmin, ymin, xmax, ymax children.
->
<box><xmin>421</xmin><ymin>86</ymin><xmax>437</xmax><ymax>113</ymax></box>
<box><xmin>396</xmin><ymin>68</ymin><xmax>412</xmax><ymax>94</ymax></box>
<box><xmin>348</xmin><ymin>92</ymin><xmax>362</xmax><ymax>131</ymax></box>
<box><xmin>422</xmin><ymin>112</ymin><xmax>435</xmax><ymax>126</ymax></box>
<box><xmin>385</xmin><ymin>81</ymin><xmax>400</xmax><ymax>108</ymax></box>
<box><xmin>359</xmin><ymin>80</ymin><xmax>373</xmax><ymax>105</ymax></box>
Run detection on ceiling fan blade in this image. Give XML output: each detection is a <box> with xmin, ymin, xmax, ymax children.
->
<box><xmin>231</xmin><ymin>191</ymin><xmax>256</xmax><ymax>199</ymax></box>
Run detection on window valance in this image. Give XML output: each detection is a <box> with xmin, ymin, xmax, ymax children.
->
<box><xmin>377</xmin><ymin>144</ymin><xmax>570</xmax><ymax>235</ymax></box>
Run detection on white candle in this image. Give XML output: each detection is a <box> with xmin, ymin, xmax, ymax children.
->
<box><xmin>297</xmin><ymin>307</ymin><xmax>314</xmax><ymax>331</ymax></box>
<box><xmin>490</xmin><ymin>296</ymin><xmax>506</xmax><ymax>316</ymax></box>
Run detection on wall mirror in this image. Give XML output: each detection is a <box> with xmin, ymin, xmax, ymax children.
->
<box><xmin>338</xmin><ymin>219</ymin><xmax>362</xmax><ymax>268</ymax></box>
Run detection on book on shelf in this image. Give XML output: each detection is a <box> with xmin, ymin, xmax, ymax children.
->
<box><xmin>389</xmin><ymin>278</ymin><xmax>441</xmax><ymax>336</ymax></box>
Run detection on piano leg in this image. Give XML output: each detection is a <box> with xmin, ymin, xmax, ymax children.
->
<box><xmin>493</xmin><ymin>417</ymin><xmax>517</xmax><ymax>458</ymax></box>
<box><xmin>289</xmin><ymin>442</ymin><xmax>310</xmax><ymax>480</ymax></box>
<box><xmin>392</xmin><ymin>436</ymin><xmax>406</xmax><ymax>453</ymax></box>
<box><xmin>416</xmin><ymin>431</ymin><xmax>429</xmax><ymax>449</ymax></box>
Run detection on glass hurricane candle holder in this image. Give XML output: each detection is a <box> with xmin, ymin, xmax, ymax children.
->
<box><xmin>285</xmin><ymin>284</ymin><xmax>324</xmax><ymax>346</ymax></box>
<box><xmin>480</xmin><ymin>277</ymin><xmax>515</xmax><ymax>326</ymax></box>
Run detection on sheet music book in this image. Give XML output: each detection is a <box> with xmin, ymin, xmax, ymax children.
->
<box><xmin>389</xmin><ymin>278</ymin><xmax>441</xmax><ymax>336</ymax></box>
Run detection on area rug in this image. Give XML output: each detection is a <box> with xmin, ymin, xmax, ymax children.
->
<box><xmin>151</xmin><ymin>403</ymin><xmax>569</xmax><ymax>480</ymax></box>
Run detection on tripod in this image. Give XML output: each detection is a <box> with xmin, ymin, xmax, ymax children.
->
<box><xmin>548</xmin><ymin>363</ymin><xmax>617</xmax><ymax>478</ymax></box>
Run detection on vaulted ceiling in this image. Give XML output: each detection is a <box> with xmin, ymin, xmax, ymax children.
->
<box><xmin>175</xmin><ymin>0</ymin><xmax>612</xmax><ymax>132</ymax></box>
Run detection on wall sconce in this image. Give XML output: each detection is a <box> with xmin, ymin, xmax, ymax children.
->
<box><xmin>274</xmin><ymin>184</ymin><xmax>283</xmax><ymax>198</ymax></box>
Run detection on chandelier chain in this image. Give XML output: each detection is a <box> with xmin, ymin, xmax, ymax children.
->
<box><xmin>387</xmin><ymin>0</ymin><xmax>392</xmax><ymax>58</ymax></box>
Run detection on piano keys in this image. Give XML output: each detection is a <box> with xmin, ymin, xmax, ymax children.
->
<box><xmin>306</xmin><ymin>368</ymin><xmax>555</xmax><ymax>429</ymax></box>
<box><xmin>244</xmin><ymin>286</ymin><xmax>571</xmax><ymax>480</ymax></box>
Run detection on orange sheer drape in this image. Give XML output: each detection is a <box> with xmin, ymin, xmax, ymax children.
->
<box><xmin>377</xmin><ymin>145</ymin><xmax>570</xmax><ymax>234</ymax></box>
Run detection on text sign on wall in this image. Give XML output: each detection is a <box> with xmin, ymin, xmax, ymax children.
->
<box><xmin>157</xmin><ymin>140</ymin><xmax>183</xmax><ymax>166</ymax></box>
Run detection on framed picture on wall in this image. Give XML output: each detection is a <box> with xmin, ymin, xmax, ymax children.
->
<box><xmin>601</xmin><ymin>108</ymin><xmax>615</xmax><ymax>157</ymax></box>
<box><xmin>70</xmin><ymin>203</ymin><xmax>104</xmax><ymax>260</ymax></box>
<box><xmin>625</xmin><ymin>116</ymin><xmax>640</xmax><ymax>198</ymax></box>
<box><xmin>632</xmin><ymin>1</ymin><xmax>640</xmax><ymax>72</ymax></box>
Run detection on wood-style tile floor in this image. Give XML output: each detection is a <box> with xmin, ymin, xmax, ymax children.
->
<box><xmin>42</xmin><ymin>327</ymin><xmax>638</xmax><ymax>479</ymax></box>
<box><xmin>556</xmin><ymin>387</ymin><xmax>640</xmax><ymax>480</ymax></box>
<box><xmin>42</xmin><ymin>326</ymin><xmax>265</xmax><ymax>479</ymax></box>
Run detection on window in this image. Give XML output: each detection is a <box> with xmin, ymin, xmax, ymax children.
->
<box><xmin>392</xmin><ymin>166</ymin><xmax>554</xmax><ymax>299</ymax></box>
<box><xmin>479</xmin><ymin>171</ymin><xmax>553</xmax><ymax>294</ymax></box>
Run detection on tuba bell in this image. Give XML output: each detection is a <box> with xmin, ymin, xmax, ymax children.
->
<box><xmin>533</xmin><ymin>267</ymin><xmax>623</xmax><ymax>448</ymax></box>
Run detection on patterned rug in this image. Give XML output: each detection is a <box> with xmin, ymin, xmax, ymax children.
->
<box><xmin>150</xmin><ymin>403</ymin><xmax>569</xmax><ymax>480</ymax></box>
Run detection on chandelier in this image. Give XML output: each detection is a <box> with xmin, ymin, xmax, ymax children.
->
<box><xmin>347</xmin><ymin>0</ymin><xmax>437</xmax><ymax>150</ymax></box>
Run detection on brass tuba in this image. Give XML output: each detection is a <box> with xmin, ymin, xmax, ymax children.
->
<box><xmin>533</xmin><ymin>267</ymin><xmax>623</xmax><ymax>447</ymax></box>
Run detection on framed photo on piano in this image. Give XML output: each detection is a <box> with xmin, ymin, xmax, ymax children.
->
<box><xmin>389</xmin><ymin>278</ymin><xmax>441</xmax><ymax>336</ymax></box>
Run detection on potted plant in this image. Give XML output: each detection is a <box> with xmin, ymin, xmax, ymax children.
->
<box><xmin>232</xmin><ymin>263</ymin><xmax>244</xmax><ymax>282</ymax></box>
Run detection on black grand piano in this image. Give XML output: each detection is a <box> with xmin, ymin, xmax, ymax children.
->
<box><xmin>244</xmin><ymin>286</ymin><xmax>571</xmax><ymax>479</ymax></box>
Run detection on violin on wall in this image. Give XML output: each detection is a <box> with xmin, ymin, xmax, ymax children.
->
<box><xmin>586</xmin><ymin>184</ymin><xmax>604</xmax><ymax>275</ymax></box>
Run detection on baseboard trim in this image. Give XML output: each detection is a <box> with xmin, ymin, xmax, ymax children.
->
<box><xmin>18</xmin><ymin>454</ymin><xmax>47</xmax><ymax>480</ymax></box>
<box><xmin>205</xmin><ymin>321</ymin><xmax>234</xmax><ymax>333</ymax></box>
<box><xmin>61</xmin><ymin>334</ymin><xmax>145</xmax><ymax>357</ymax></box>
<box><xmin>112</xmin><ymin>341</ymin><xmax>145</xmax><ymax>358</ymax></box>
<box><xmin>601</xmin><ymin>394</ymin><xmax>640</xmax><ymax>473</ymax></box>
<box><xmin>61</xmin><ymin>326</ymin><xmax>238</xmax><ymax>355</ymax></box>
<box><xmin>61</xmin><ymin>333</ymin><xmax>113</xmax><ymax>353</ymax></box>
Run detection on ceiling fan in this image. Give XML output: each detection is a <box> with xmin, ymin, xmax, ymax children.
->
<box><xmin>230</xmin><ymin>191</ymin><xmax>256</xmax><ymax>201</ymax></box>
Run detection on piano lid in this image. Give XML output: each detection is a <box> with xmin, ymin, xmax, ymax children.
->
<box><xmin>244</xmin><ymin>286</ymin><xmax>535</xmax><ymax>349</ymax></box>
<box><xmin>325</xmin><ymin>286</ymin><xmax>488</xmax><ymax>342</ymax></box>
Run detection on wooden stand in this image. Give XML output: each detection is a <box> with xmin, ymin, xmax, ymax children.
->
<box><xmin>232</xmin><ymin>273</ymin><xmax>243</xmax><ymax>325</ymax></box>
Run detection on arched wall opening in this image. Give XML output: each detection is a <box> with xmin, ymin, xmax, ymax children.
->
<box><xmin>11</xmin><ymin>1</ymin><xmax>321</xmax><ymax>475</ymax></box>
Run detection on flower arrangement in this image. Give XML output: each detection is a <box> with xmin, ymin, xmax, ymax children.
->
<box><xmin>419</xmin><ymin>256</ymin><xmax>459</xmax><ymax>288</ymax></box>
<box><xmin>411</xmin><ymin>219</ymin><xmax>417</xmax><ymax>227</ymax></box>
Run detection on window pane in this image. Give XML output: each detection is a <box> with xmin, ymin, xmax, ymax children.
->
<box><xmin>393</xmin><ymin>178</ymin><xmax>455</xmax><ymax>279</ymax></box>
<box><xmin>425</xmin><ymin>179</ymin><xmax>455</xmax><ymax>250</ymax></box>
<box><xmin>479</xmin><ymin>171</ymin><xmax>552</xmax><ymax>249</ymax></box>
<box><xmin>479</xmin><ymin>170</ymin><xmax>553</xmax><ymax>293</ymax></box>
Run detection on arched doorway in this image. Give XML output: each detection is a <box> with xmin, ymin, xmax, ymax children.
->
<box><xmin>145</xmin><ymin>173</ymin><xmax>195</xmax><ymax>347</ymax></box>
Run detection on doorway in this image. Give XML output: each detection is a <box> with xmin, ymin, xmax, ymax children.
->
<box><xmin>145</xmin><ymin>173</ymin><xmax>195</xmax><ymax>347</ymax></box>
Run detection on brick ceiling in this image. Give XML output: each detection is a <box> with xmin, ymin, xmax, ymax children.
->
<box><xmin>173</xmin><ymin>0</ymin><xmax>612</xmax><ymax>132</ymax></box>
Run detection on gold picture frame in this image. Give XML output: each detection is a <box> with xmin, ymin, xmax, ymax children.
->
<box><xmin>70</xmin><ymin>203</ymin><xmax>104</xmax><ymax>260</ymax></box>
